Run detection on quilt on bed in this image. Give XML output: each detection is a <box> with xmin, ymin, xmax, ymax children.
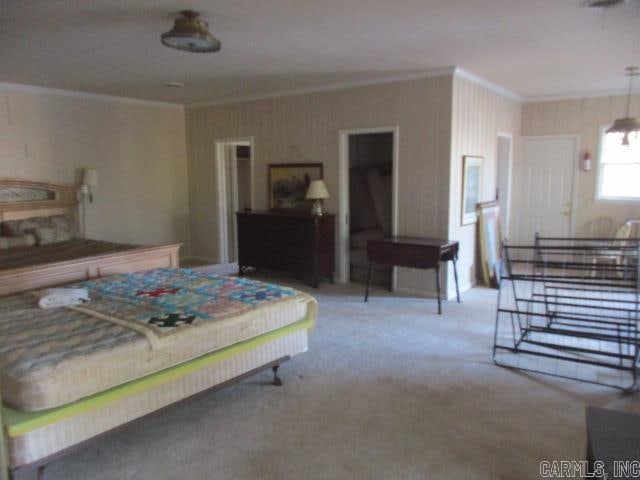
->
<box><xmin>0</xmin><ymin>269</ymin><xmax>316</xmax><ymax>410</ymax></box>
<box><xmin>68</xmin><ymin>268</ymin><xmax>300</xmax><ymax>347</ymax></box>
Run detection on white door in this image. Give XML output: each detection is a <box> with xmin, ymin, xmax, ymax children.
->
<box><xmin>511</xmin><ymin>136</ymin><xmax>577</xmax><ymax>243</ymax></box>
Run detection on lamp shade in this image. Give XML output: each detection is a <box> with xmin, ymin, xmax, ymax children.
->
<box><xmin>82</xmin><ymin>168</ymin><xmax>99</xmax><ymax>187</ymax></box>
<box><xmin>306</xmin><ymin>180</ymin><xmax>329</xmax><ymax>200</ymax></box>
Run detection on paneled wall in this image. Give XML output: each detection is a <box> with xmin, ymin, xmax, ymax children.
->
<box><xmin>522</xmin><ymin>94</ymin><xmax>640</xmax><ymax>234</ymax></box>
<box><xmin>449</xmin><ymin>76</ymin><xmax>522</xmax><ymax>291</ymax></box>
<box><xmin>186</xmin><ymin>75</ymin><xmax>453</xmax><ymax>294</ymax></box>
<box><xmin>0</xmin><ymin>87</ymin><xmax>190</xmax><ymax>253</ymax></box>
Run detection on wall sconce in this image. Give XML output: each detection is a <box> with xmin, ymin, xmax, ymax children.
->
<box><xmin>80</xmin><ymin>168</ymin><xmax>99</xmax><ymax>203</ymax></box>
<box><xmin>581</xmin><ymin>152</ymin><xmax>592</xmax><ymax>172</ymax></box>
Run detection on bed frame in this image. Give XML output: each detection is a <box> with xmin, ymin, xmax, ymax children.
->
<box><xmin>0</xmin><ymin>178</ymin><xmax>180</xmax><ymax>296</ymax></box>
<box><xmin>6</xmin><ymin>361</ymin><xmax>288</xmax><ymax>480</ymax></box>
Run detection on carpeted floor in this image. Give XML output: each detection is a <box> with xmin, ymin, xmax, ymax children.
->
<box><xmin>46</xmin><ymin>276</ymin><xmax>639</xmax><ymax>480</ymax></box>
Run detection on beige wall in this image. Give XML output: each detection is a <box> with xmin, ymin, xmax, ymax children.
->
<box><xmin>522</xmin><ymin>94</ymin><xmax>640</xmax><ymax>235</ymax></box>
<box><xmin>448</xmin><ymin>76</ymin><xmax>522</xmax><ymax>291</ymax></box>
<box><xmin>0</xmin><ymin>87</ymin><xmax>190</xmax><ymax>254</ymax></box>
<box><xmin>186</xmin><ymin>75</ymin><xmax>453</xmax><ymax>293</ymax></box>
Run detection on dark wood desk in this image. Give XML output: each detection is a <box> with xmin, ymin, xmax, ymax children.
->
<box><xmin>365</xmin><ymin>236</ymin><xmax>460</xmax><ymax>314</ymax></box>
<box><xmin>237</xmin><ymin>211</ymin><xmax>335</xmax><ymax>288</ymax></box>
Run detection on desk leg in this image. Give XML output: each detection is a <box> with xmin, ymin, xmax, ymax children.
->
<box><xmin>435</xmin><ymin>264</ymin><xmax>442</xmax><ymax>315</ymax></box>
<box><xmin>364</xmin><ymin>263</ymin><xmax>373</xmax><ymax>302</ymax></box>
<box><xmin>452</xmin><ymin>256</ymin><xmax>461</xmax><ymax>303</ymax></box>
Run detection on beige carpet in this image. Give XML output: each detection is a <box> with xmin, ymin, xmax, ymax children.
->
<box><xmin>45</xmin><ymin>276</ymin><xmax>639</xmax><ymax>480</ymax></box>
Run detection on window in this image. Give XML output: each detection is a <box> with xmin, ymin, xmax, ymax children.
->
<box><xmin>597</xmin><ymin>128</ymin><xmax>640</xmax><ymax>201</ymax></box>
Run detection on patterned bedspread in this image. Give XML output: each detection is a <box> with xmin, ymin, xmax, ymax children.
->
<box><xmin>0</xmin><ymin>269</ymin><xmax>313</xmax><ymax>382</ymax></box>
<box><xmin>68</xmin><ymin>269</ymin><xmax>303</xmax><ymax>348</ymax></box>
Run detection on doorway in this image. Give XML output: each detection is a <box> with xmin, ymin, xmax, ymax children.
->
<box><xmin>496</xmin><ymin>132</ymin><xmax>513</xmax><ymax>238</ymax></box>
<box><xmin>215</xmin><ymin>138</ymin><xmax>254</xmax><ymax>265</ymax></box>
<box><xmin>338</xmin><ymin>127</ymin><xmax>399</xmax><ymax>286</ymax></box>
<box><xmin>511</xmin><ymin>135</ymin><xmax>579</xmax><ymax>243</ymax></box>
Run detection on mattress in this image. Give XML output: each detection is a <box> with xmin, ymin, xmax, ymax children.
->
<box><xmin>0</xmin><ymin>269</ymin><xmax>317</xmax><ymax>411</ymax></box>
<box><xmin>0</xmin><ymin>238</ymin><xmax>138</xmax><ymax>271</ymax></box>
<box><xmin>4</xmin><ymin>324</ymin><xmax>310</xmax><ymax>468</ymax></box>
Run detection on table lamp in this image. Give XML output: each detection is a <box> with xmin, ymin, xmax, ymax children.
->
<box><xmin>306</xmin><ymin>180</ymin><xmax>329</xmax><ymax>216</ymax></box>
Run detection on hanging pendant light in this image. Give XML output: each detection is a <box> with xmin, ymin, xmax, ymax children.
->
<box><xmin>161</xmin><ymin>10</ymin><xmax>221</xmax><ymax>53</ymax></box>
<box><xmin>606</xmin><ymin>66</ymin><xmax>640</xmax><ymax>146</ymax></box>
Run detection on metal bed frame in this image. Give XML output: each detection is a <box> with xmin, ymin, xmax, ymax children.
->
<box><xmin>493</xmin><ymin>234</ymin><xmax>640</xmax><ymax>390</ymax></box>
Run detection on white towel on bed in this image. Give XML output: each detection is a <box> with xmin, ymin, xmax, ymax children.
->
<box><xmin>35</xmin><ymin>288</ymin><xmax>90</xmax><ymax>309</ymax></box>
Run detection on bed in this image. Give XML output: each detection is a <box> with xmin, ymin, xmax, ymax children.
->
<box><xmin>0</xmin><ymin>268</ymin><xmax>317</xmax><ymax>480</ymax></box>
<box><xmin>0</xmin><ymin>178</ymin><xmax>181</xmax><ymax>296</ymax></box>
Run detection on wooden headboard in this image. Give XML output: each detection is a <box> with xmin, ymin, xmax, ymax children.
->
<box><xmin>0</xmin><ymin>178</ymin><xmax>79</xmax><ymax>224</ymax></box>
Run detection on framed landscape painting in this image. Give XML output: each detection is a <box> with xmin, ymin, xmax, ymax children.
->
<box><xmin>461</xmin><ymin>155</ymin><xmax>484</xmax><ymax>225</ymax></box>
<box><xmin>268</xmin><ymin>163</ymin><xmax>323</xmax><ymax>210</ymax></box>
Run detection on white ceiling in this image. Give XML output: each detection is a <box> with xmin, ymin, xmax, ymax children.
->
<box><xmin>1</xmin><ymin>0</ymin><xmax>639</xmax><ymax>105</ymax></box>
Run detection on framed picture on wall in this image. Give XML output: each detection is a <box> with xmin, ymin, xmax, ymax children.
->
<box><xmin>268</xmin><ymin>163</ymin><xmax>323</xmax><ymax>210</ymax></box>
<box><xmin>461</xmin><ymin>155</ymin><xmax>484</xmax><ymax>225</ymax></box>
<box><xmin>477</xmin><ymin>200</ymin><xmax>502</xmax><ymax>288</ymax></box>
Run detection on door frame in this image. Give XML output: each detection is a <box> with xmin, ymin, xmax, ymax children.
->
<box><xmin>215</xmin><ymin>136</ymin><xmax>255</xmax><ymax>264</ymax></box>
<box><xmin>519</xmin><ymin>134</ymin><xmax>581</xmax><ymax>238</ymax></box>
<box><xmin>337</xmin><ymin>126</ymin><xmax>399</xmax><ymax>285</ymax></box>
<box><xmin>496</xmin><ymin>131</ymin><xmax>513</xmax><ymax>238</ymax></box>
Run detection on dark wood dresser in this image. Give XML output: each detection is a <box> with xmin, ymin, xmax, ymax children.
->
<box><xmin>236</xmin><ymin>211</ymin><xmax>335</xmax><ymax>287</ymax></box>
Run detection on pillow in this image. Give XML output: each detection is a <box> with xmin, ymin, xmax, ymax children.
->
<box><xmin>2</xmin><ymin>217</ymin><xmax>43</xmax><ymax>237</ymax></box>
<box><xmin>32</xmin><ymin>227</ymin><xmax>73</xmax><ymax>245</ymax></box>
<box><xmin>2</xmin><ymin>214</ymin><xmax>75</xmax><ymax>237</ymax></box>
<box><xmin>0</xmin><ymin>234</ymin><xmax>37</xmax><ymax>250</ymax></box>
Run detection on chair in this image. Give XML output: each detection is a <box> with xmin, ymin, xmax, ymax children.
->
<box><xmin>591</xmin><ymin>221</ymin><xmax>639</xmax><ymax>278</ymax></box>
<box><xmin>585</xmin><ymin>216</ymin><xmax>615</xmax><ymax>238</ymax></box>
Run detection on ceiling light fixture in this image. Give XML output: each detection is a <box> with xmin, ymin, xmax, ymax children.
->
<box><xmin>606</xmin><ymin>66</ymin><xmax>640</xmax><ymax>146</ymax></box>
<box><xmin>161</xmin><ymin>10</ymin><xmax>221</xmax><ymax>53</ymax></box>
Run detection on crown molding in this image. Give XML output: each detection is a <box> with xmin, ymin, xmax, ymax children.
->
<box><xmin>452</xmin><ymin>67</ymin><xmax>524</xmax><ymax>102</ymax></box>
<box><xmin>186</xmin><ymin>67</ymin><xmax>458</xmax><ymax>108</ymax></box>
<box><xmin>187</xmin><ymin>66</ymin><xmax>531</xmax><ymax>108</ymax></box>
<box><xmin>0</xmin><ymin>81</ymin><xmax>185</xmax><ymax>110</ymax></box>
<box><xmin>523</xmin><ymin>89</ymin><xmax>632</xmax><ymax>103</ymax></box>
<box><xmin>3</xmin><ymin>73</ymin><xmax>632</xmax><ymax>110</ymax></box>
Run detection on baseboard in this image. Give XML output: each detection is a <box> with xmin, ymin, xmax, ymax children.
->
<box><xmin>394</xmin><ymin>282</ymin><xmax>473</xmax><ymax>300</ymax></box>
<box><xmin>193</xmin><ymin>262</ymin><xmax>239</xmax><ymax>275</ymax></box>
<box><xmin>184</xmin><ymin>256</ymin><xmax>217</xmax><ymax>263</ymax></box>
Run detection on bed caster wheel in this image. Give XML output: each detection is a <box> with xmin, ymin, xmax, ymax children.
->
<box><xmin>272</xmin><ymin>365</ymin><xmax>283</xmax><ymax>386</ymax></box>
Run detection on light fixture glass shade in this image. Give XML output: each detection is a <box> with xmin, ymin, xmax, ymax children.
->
<box><xmin>161</xmin><ymin>10</ymin><xmax>221</xmax><ymax>53</ymax></box>
<box><xmin>305</xmin><ymin>180</ymin><xmax>330</xmax><ymax>200</ymax></box>
<box><xmin>82</xmin><ymin>168</ymin><xmax>99</xmax><ymax>187</ymax></box>
<box><xmin>606</xmin><ymin>117</ymin><xmax>640</xmax><ymax>146</ymax></box>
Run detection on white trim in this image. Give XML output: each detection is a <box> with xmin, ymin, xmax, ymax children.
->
<box><xmin>524</xmin><ymin>89</ymin><xmax>631</xmax><ymax>103</ymax></box>
<box><xmin>3</xmin><ymin>71</ymin><xmax>634</xmax><ymax>109</ymax></box>
<box><xmin>0</xmin><ymin>81</ymin><xmax>184</xmax><ymax>110</ymax></box>
<box><xmin>337</xmin><ymin>126</ymin><xmax>399</xmax><ymax>287</ymax></box>
<box><xmin>188</xmin><ymin>66</ymin><xmax>526</xmax><ymax>108</ymax></box>
<box><xmin>496</xmin><ymin>132</ymin><xmax>514</xmax><ymax>237</ymax></box>
<box><xmin>453</xmin><ymin>68</ymin><xmax>523</xmax><ymax>102</ymax></box>
<box><xmin>394</xmin><ymin>282</ymin><xmax>472</xmax><ymax>300</ymax></box>
<box><xmin>520</xmin><ymin>134</ymin><xmax>581</xmax><ymax>237</ymax></box>
<box><xmin>188</xmin><ymin>68</ymin><xmax>457</xmax><ymax>108</ymax></box>
<box><xmin>184</xmin><ymin>256</ymin><xmax>217</xmax><ymax>263</ymax></box>
<box><xmin>215</xmin><ymin>137</ymin><xmax>256</xmax><ymax>265</ymax></box>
